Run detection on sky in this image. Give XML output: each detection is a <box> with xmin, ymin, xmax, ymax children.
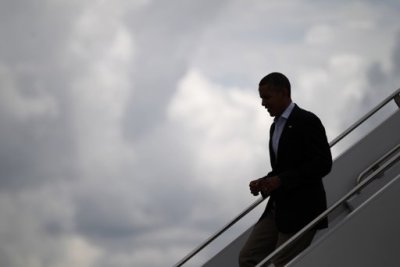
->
<box><xmin>1</xmin><ymin>0</ymin><xmax>400</xmax><ymax>266</ymax></box>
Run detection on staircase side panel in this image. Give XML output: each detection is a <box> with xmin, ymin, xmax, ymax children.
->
<box><xmin>288</xmin><ymin>174</ymin><xmax>400</xmax><ymax>267</ymax></box>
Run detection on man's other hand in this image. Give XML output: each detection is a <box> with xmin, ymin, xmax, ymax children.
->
<box><xmin>249</xmin><ymin>178</ymin><xmax>263</xmax><ymax>196</ymax></box>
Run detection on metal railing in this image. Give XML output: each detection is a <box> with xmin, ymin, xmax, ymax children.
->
<box><xmin>173</xmin><ymin>197</ymin><xmax>265</xmax><ymax>267</ymax></box>
<box><xmin>256</xmin><ymin>142</ymin><xmax>400</xmax><ymax>266</ymax></box>
<box><xmin>329</xmin><ymin>88</ymin><xmax>400</xmax><ymax>147</ymax></box>
<box><xmin>173</xmin><ymin>88</ymin><xmax>400</xmax><ymax>267</ymax></box>
<box><xmin>357</xmin><ymin>144</ymin><xmax>400</xmax><ymax>184</ymax></box>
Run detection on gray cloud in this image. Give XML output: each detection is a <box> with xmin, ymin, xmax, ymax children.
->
<box><xmin>392</xmin><ymin>32</ymin><xmax>400</xmax><ymax>76</ymax></box>
<box><xmin>0</xmin><ymin>1</ymin><xmax>79</xmax><ymax>63</ymax></box>
<box><xmin>333</xmin><ymin>31</ymin><xmax>400</xmax><ymax>156</ymax></box>
<box><xmin>123</xmin><ymin>0</ymin><xmax>228</xmax><ymax>139</ymax></box>
<box><xmin>0</xmin><ymin>0</ymin><xmax>80</xmax><ymax>191</ymax></box>
<box><xmin>361</xmin><ymin>30</ymin><xmax>400</xmax><ymax>112</ymax></box>
<box><xmin>72</xmin><ymin>122</ymin><xmax>203</xmax><ymax>244</ymax></box>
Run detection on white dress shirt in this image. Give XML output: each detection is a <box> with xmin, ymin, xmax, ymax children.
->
<box><xmin>272</xmin><ymin>102</ymin><xmax>295</xmax><ymax>158</ymax></box>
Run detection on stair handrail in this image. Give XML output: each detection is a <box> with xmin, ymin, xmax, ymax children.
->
<box><xmin>329</xmin><ymin>88</ymin><xmax>400</xmax><ymax>147</ymax></box>
<box><xmin>173</xmin><ymin>88</ymin><xmax>400</xmax><ymax>267</ymax></box>
<box><xmin>357</xmin><ymin>144</ymin><xmax>400</xmax><ymax>184</ymax></box>
<box><xmin>256</xmin><ymin>146</ymin><xmax>400</xmax><ymax>267</ymax></box>
<box><xmin>173</xmin><ymin>196</ymin><xmax>265</xmax><ymax>267</ymax></box>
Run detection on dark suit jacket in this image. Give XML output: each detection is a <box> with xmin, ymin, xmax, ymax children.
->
<box><xmin>262</xmin><ymin>104</ymin><xmax>332</xmax><ymax>233</ymax></box>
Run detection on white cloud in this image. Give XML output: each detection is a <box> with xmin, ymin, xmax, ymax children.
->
<box><xmin>56</xmin><ymin>236</ymin><xmax>101</xmax><ymax>267</ymax></box>
<box><xmin>305</xmin><ymin>24</ymin><xmax>335</xmax><ymax>45</ymax></box>
<box><xmin>168</xmin><ymin>69</ymin><xmax>269</xmax><ymax>217</ymax></box>
<box><xmin>169</xmin><ymin>70</ymin><xmax>268</xmax><ymax>179</ymax></box>
<box><xmin>67</xmin><ymin>1</ymin><xmax>136</xmax><ymax>178</ymax></box>
<box><xmin>295</xmin><ymin>52</ymin><xmax>368</xmax><ymax>140</ymax></box>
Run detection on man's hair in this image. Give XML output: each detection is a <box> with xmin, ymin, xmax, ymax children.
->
<box><xmin>259</xmin><ymin>72</ymin><xmax>291</xmax><ymax>97</ymax></box>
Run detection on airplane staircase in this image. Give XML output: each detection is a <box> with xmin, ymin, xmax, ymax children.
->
<box><xmin>174</xmin><ymin>88</ymin><xmax>400</xmax><ymax>267</ymax></box>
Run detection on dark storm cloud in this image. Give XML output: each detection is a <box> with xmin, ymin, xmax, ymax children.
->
<box><xmin>123</xmin><ymin>0</ymin><xmax>228</xmax><ymax>139</ymax></box>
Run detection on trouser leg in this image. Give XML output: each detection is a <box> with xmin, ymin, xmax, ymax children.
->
<box><xmin>239</xmin><ymin>217</ymin><xmax>278</xmax><ymax>267</ymax></box>
<box><xmin>272</xmin><ymin>229</ymin><xmax>316</xmax><ymax>267</ymax></box>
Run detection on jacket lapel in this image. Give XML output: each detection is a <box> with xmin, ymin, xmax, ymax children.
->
<box><xmin>274</xmin><ymin>105</ymin><xmax>299</xmax><ymax>164</ymax></box>
<box><xmin>269</xmin><ymin>122</ymin><xmax>276</xmax><ymax>167</ymax></box>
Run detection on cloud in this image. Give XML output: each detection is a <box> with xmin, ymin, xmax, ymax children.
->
<box><xmin>353</xmin><ymin>30</ymin><xmax>400</xmax><ymax>118</ymax></box>
<box><xmin>1</xmin><ymin>1</ymin><xmax>400</xmax><ymax>267</ymax></box>
<box><xmin>0</xmin><ymin>0</ymin><xmax>136</xmax><ymax>265</ymax></box>
<box><xmin>122</xmin><ymin>0</ymin><xmax>229</xmax><ymax>139</ymax></box>
<box><xmin>0</xmin><ymin>1</ymin><xmax>80</xmax><ymax>191</ymax></box>
<box><xmin>0</xmin><ymin>0</ymin><xmax>80</xmax><ymax>63</ymax></box>
<box><xmin>392</xmin><ymin>32</ymin><xmax>400</xmax><ymax>74</ymax></box>
<box><xmin>305</xmin><ymin>24</ymin><xmax>336</xmax><ymax>45</ymax></box>
<box><xmin>168</xmin><ymin>70</ymin><xmax>269</xmax><ymax>190</ymax></box>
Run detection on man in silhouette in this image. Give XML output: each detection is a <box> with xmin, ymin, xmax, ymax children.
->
<box><xmin>239</xmin><ymin>72</ymin><xmax>332</xmax><ymax>267</ymax></box>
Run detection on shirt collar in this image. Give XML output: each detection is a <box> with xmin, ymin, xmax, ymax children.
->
<box><xmin>282</xmin><ymin>102</ymin><xmax>295</xmax><ymax>119</ymax></box>
<box><xmin>275</xmin><ymin>102</ymin><xmax>295</xmax><ymax>122</ymax></box>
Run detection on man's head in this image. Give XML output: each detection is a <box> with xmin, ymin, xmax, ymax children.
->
<box><xmin>258</xmin><ymin>72</ymin><xmax>292</xmax><ymax>117</ymax></box>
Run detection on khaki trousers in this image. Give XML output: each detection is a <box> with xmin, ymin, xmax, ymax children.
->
<box><xmin>238</xmin><ymin>216</ymin><xmax>316</xmax><ymax>267</ymax></box>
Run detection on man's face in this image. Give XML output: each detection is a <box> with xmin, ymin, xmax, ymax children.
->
<box><xmin>259</xmin><ymin>85</ymin><xmax>288</xmax><ymax>117</ymax></box>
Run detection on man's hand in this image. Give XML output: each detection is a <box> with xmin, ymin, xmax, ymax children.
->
<box><xmin>249</xmin><ymin>176</ymin><xmax>281</xmax><ymax>196</ymax></box>
<box><xmin>259</xmin><ymin>176</ymin><xmax>281</xmax><ymax>194</ymax></box>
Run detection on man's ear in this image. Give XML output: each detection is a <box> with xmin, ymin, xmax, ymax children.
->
<box><xmin>282</xmin><ymin>87</ymin><xmax>290</xmax><ymax>98</ymax></box>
